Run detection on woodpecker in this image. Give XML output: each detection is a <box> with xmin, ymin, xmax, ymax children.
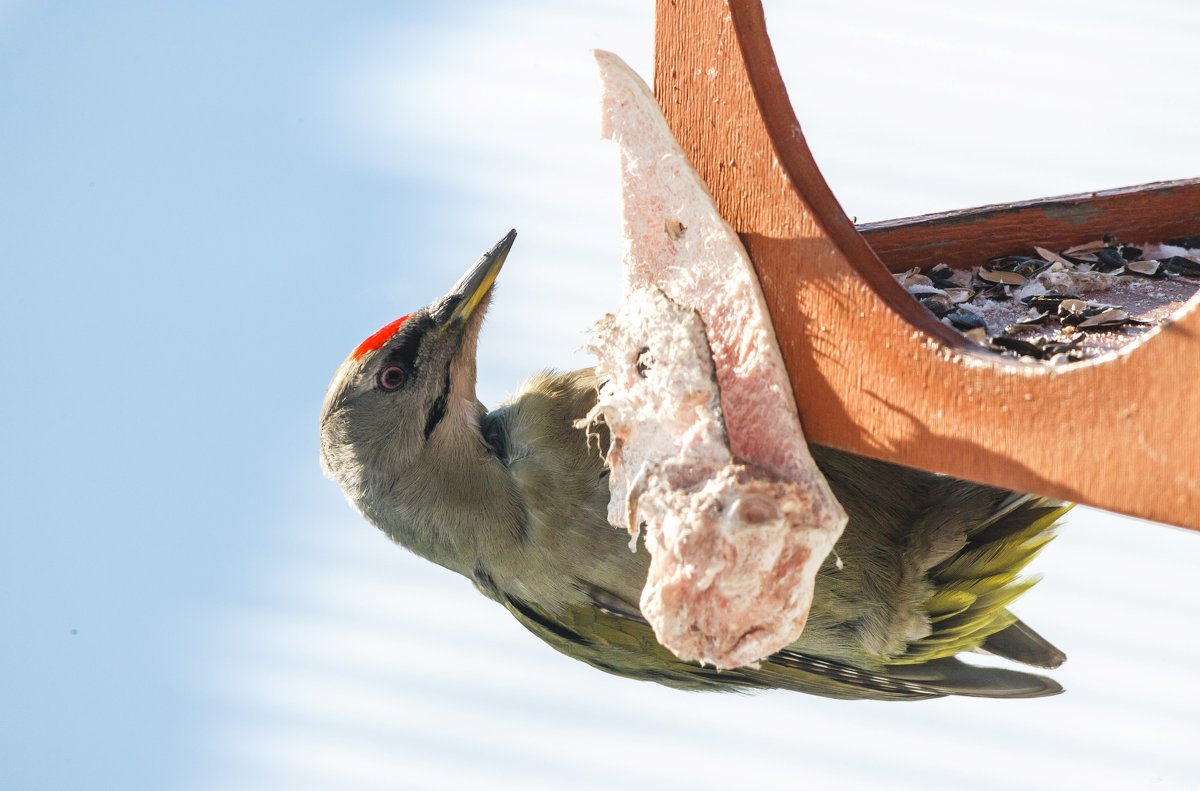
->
<box><xmin>320</xmin><ymin>230</ymin><xmax>1067</xmax><ymax>700</ymax></box>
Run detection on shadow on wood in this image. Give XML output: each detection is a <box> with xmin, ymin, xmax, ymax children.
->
<box><xmin>654</xmin><ymin>0</ymin><xmax>1200</xmax><ymax>531</ymax></box>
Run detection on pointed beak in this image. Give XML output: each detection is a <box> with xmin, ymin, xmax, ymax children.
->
<box><xmin>432</xmin><ymin>229</ymin><xmax>516</xmax><ymax>329</ymax></box>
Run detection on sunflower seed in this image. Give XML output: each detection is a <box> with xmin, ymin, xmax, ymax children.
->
<box><xmin>990</xmin><ymin>336</ymin><xmax>1043</xmax><ymax>357</ymax></box>
<box><xmin>1058</xmin><ymin>299</ymin><xmax>1089</xmax><ymax>316</ymax></box>
<box><xmin>1078</xmin><ymin>307</ymin><xmax>1129</xmax><ymax>328</ymax></box>
<box><xmin>1094</xmin><ymin>248</ymin><xmax>1128</xmax><ymax>272</ymax></box>
<box><xmin>978</xmin><ymin>268</ymin><xmax>1027</xmax><ymax>285</ymax></box>
<box><xmin>1064</xmin><ymin>240</ymin><xmax>1108</xmax><ymax>255</ymax></box>
<box><xmin>1034</xmin><ymin>246</ymin><xmax>1074</xmax><ymax>267</ymax></box>
<box><xmin>945</xmin><ymin>308</ymin><xmax>986</xmax><ymax>331</ymax></box>
<box><xmin>1163</xmin><ymin>256</ymin><xmax>1200</xmax><ymax>276</ymax></box>
<box><xmin>1125</xmin><ymin>259</ymin><xmax>1161</xmax><ymax>276</ymax></box>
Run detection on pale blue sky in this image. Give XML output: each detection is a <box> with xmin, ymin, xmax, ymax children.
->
<box><xmin>3</xmin><ymin>2</ymin><xmax>1199</xmax><ymax>789</ymax></box>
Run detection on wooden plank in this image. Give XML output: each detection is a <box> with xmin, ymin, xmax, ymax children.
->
<box><xmin>654</xmin><ymin>0</ymin><xmax>1200</xmax><ymax>531</ymax></box>
<box><xmin>859</xmin><ymin>179</ymin><xmax>1200</xmax><ymax>273</ymax></box>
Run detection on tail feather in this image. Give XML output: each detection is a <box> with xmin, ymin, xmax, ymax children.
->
<box><xmin>892</xmin><ymin>496</ymin><xmax>1069</xmax><ymax>668</ymax></box>
<box><xmin>978</xmin><ymin>617</ymin><xmax>1068</xmax><ymax>669</ymax></box>
<box><xmin>935</xmin><ymin>512</ymin><xmax>1059</xmax><ymax>582</ymax></box>
<box><xmin>965</xmin><ymin>497</ymin><xmax>1065</xmax><ymax>547</ymax></box>
<box><xmin>887</xmin><ymin>657</ymin><xmax>1063</xmax><ymax>699</ymax></box>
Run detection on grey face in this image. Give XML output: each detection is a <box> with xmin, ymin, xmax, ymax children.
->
<box><xmin>318</xmin><ymin>231</ymin><xmax>517</xmax><ymax>538</ymax></box>
<box><xmin>320</xmin><ymin>310</ymin><xmax>448</xmax><ymax>485</ymax></box>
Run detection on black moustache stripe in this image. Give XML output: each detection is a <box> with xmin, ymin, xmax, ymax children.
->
<box><xmin>423</xmin><ymin>369</ymin><xmax>450</xmax><ymax>440</ymax></box>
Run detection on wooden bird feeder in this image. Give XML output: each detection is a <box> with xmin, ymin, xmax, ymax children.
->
<box><xmin>653</xmin><ymin>0</ymin><xmax>1200</xmax><ymax>531</ymax></box>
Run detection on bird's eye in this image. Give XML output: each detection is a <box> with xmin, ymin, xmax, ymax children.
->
<box><xmin>377</xmin><ymin>365</ymin><xmax>408</xmax><ymax>392</ymax></box>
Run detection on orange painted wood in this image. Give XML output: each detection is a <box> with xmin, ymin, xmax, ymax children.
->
<box><xmin>860</xmin><ymin>179</ymin><xmax>1200</xmax><ymax>273</ymax></box>
<box><xmin>654</xmin><ymin>0</ymin><xmax>1200</xmax><ymax>531</ymax></box>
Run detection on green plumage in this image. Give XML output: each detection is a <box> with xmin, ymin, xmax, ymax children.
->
<box><xmin>320</xmin><ymin>245</ymin><xmax>1069</xmax><ymax>702</ymax></box>
<box><xmin>485</xmin><ymin>370</ymin><xmax>1069</xmax><ymax>701</ymax></box>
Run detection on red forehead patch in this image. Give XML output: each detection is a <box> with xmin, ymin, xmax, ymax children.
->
<box><xmin>351</xmin><ymin>314</ymin><xmax>410</xmax><ymax>360</ymax></box>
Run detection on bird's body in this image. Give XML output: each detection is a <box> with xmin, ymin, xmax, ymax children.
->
<box><xmin>321</xmin><ymin>231</ymin><xmax>1067</xmax><ymax>701</ymax></box>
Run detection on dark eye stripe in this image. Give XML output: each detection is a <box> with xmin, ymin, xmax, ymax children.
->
<box><xmin>384</xmin><ymin>314</ymin><xmax>432</xmax><ymax>374</ymax></box>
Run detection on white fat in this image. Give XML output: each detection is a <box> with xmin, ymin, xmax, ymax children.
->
<box><xmin>583</xmin><ymin>51</ymin><xmax>846</xmax><ymax>669</ymax></box>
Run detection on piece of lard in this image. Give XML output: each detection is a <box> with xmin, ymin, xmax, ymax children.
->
<box><xmin>586</xmin><ymin>51</ymin><xmax>847</xmax><ymax>669</ymax></box>
<box><xmin>586</xmin><ymin>287</ymin><xmax>842</xmax><ymax>668</ymax></box>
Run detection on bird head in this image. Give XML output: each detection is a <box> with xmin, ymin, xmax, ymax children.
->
<box><xmin>319</xmin><ymin>230</ymin><xmax>518</xmax><ymax>570</ymax></box>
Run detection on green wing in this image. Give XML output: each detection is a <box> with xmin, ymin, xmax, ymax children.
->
<box><xmin>501</xmin><ymin>493</ymin><xmax>1068</xmax><ymax>701</ymax></box>
<box><xmin>502</xmin><ymin>594</ymin><xmax>946</xmax><ymax>701</ymax></box>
